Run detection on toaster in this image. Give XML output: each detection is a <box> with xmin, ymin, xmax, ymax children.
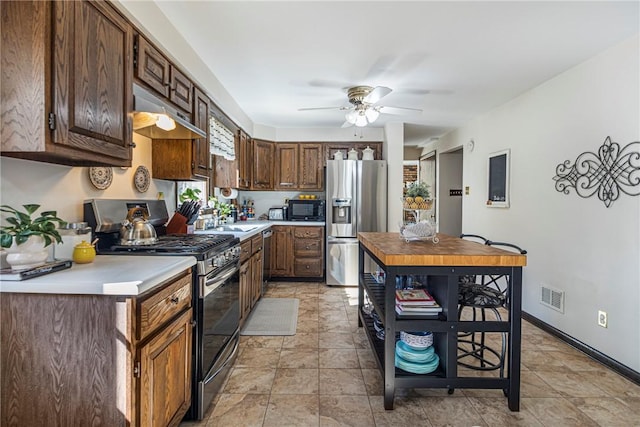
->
<box><xmin>268</xmin><ymin>207</ymin><xmax>285</xmax><ymax>220</ymax></box>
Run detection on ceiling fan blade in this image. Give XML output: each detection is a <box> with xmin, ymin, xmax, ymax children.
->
<box><xmin>340</xmin><ymin>121</ymin><xmax>353</xmax><ymax>128</ymax></box>
<box><xmin>379</xmin><ymin>105</ymin><xmax>423</xmax><ymax>115</ymax></box>
<box><xmin>364</xmin><ymin>86</ymin><xmax>392</xmax><ymax>104</ymax></box>
<box><xmin>298</xmin><ymin>106</ymin><xmax>346</xmax><ymax>111</ymax></box>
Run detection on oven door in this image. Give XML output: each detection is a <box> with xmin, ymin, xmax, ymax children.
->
<box><xmin>195</xmin><ymin>262</ymin><xmax>240</xmax><ymax>419</ymax></box>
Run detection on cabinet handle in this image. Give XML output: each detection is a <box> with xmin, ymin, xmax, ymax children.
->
<box><xmin>305</xmin><ymin>246</ymin><xmax>310</xmax><ymax>250</ymax></box>
<box><xmin>306</xmin><ymin>265</ymin><xmax>310</xmax><ymax>269</ymax></box>
<box><xmin>170</xmin><ymin>296</ymin><xmax>179</xmax><ymax>304</ymax></box>
<box><xmin>128</xmin><ymin>142</ymin><xmax>137</xmax><ymax>148</ymax></box>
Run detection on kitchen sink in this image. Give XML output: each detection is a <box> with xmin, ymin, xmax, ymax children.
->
<box><xmin>213</xmin><ymin>224</ymin><xmax>259</xmax><ymax>233</ymax></box>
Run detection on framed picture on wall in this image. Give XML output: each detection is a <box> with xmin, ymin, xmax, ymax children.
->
<box><xmin>487</xmin><ymin>149</ymin><xmax>510</xmax><ymax>208</ymax></box>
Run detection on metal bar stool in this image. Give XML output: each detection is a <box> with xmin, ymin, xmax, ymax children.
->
<box><xmin>457</xmin><ymin>235</ymin><xmax>527</xmax><ymax>378</ymax></box>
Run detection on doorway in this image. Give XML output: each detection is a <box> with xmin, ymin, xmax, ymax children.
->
<box><xmin>419</xmin><ymin>151</ymin><xmax>437</xmax><ymax>223</ymax></box>
<box><xmin>437</xmin><ymin>148</ymin><xmax>463</xmax><ymax>236</ymax></box>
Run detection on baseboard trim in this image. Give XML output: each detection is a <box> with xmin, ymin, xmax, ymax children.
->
<box><xmin>522</xmin><ymin>311</ymin><xmax>640</xmax><ymax>385</ymax></box>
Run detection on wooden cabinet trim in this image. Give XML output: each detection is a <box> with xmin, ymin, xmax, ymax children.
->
<box><xmin>138</xmin><ymin>272</ymin><xmax>192</xmax><ymax>340</ymax></box>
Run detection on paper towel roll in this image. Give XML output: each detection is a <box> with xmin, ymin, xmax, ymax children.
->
<box><xmin>220</xmin><ymin>188</ymin><xmax>238</xmax><ymax>200</ymax></box>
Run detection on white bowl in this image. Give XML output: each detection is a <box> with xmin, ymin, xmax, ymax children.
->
<box><xmin>400</xmin><ymin>331</ymin><xmax>433</xmax><ymax>350</ymax></box>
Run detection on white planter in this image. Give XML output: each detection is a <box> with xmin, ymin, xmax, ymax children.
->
<box><xmin>4</xmin><ymin>235</ymin><xmax>49</xmax><ymax>270</ymax></box>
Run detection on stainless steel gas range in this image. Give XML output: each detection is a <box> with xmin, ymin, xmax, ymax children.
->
<box><xmin>84</xmin><ymin>199</ymin><xmax>240</xmax><ymax>420</ymax></box>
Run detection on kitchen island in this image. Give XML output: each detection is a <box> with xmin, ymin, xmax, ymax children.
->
<box><xmin>1</xmin><ymin>255</ymin><xmax>196</xmax><ymax>427</ymax></box>
<box><xmin>357</xmin><ymin>232</ymin><xmax>527</xmax><ymax>411</ymax></box>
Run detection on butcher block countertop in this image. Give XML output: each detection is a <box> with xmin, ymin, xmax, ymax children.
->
<box><xmin>358</xmin><ymin>232</ymin><xmax>527</xmax><ymax>267</ymax></box>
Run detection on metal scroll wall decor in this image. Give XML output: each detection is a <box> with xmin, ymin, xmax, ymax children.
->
<box><xmin>553</xmin><ymin>136</ymin><xmax>640</xmax><ymax>207</ymax></box>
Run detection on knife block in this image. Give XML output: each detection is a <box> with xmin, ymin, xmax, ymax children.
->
<box><xmin>166</xmin><ymin>213</ymin><xmax>188</xmax><ymax>234</ymax></box>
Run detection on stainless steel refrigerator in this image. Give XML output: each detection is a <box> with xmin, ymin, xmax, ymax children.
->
<box><xmin>326</xmin><ymin>160</ymin><xmax>387</xmax><ymax>286</ymax></box>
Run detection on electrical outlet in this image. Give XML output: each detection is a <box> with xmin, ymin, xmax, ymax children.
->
<box><xmin>598</xmin><ymin>310</ymin><xmax>608</xmax><ymax>328</ymax></box>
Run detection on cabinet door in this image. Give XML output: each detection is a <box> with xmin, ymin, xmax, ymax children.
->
<box><xmin>139</xmin><ymin>309</ymin><xmax>192</xmax><ymax>427</ymax></box>
<box><xmin>271</xmin><ymin>226</ymin><xmax>293</xmax><ymax>277</ymax></box>
<box><xmin>274</xmin><ymin>143</ymin><xmax>298</xmax><ymax>190</ymax></box>
<box><xmin>251</xmin><ymin>251</ymin><xmax>263</xmax><ymax>307</ymax></box>
<box><xmin>170</xmin><ymin>66</ymin><xmax>193</xmax><ymax>113</ymax></box>
<box><xmin>237</xmin><ymin>130</ymin><xmax>251</xmax><ymax>189</ymax></box>
<box><xmin>192</xmin><ymin>87</ymin><xmax>210</xmax><ymax>179</ymax></box>
<box><xmin>213</xmin><ymin>130</ymin><xmax>238</xmax><ymax>189</ymax></box>
<box><xmin>52</xmin><ymin>0</ymin><xmax>133</xmax><ymax>163</ymax></box>
<box><xmin>239</xmin><ymin>260</ymin><xmax>251</xmax><ymax>324</ymax></box>
<box><xmin>299</xmin><ymin>144</ymin><xmax>323</xmax><ymax>190</ymax></box>
<box><xmin>251</xmin><ymin>139</ymin><xmax>274</xmax><ymax>190</ymax></box>
<box><xmin>135</xmin><ymin>35</ymin><xmax>170</xmax><ymax>97</ymax></box>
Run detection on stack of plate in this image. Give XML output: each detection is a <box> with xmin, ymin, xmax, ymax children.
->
<box><xmin>395</xmin><ymin>332</ymin><xmax>439</xmax><ymax>374</ymax></box>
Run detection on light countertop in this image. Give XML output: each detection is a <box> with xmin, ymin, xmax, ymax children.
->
<box><xmin>0</xmin><ymin>255</ymin><xmax>196</xmax><ymax>296</ymax></box>
<box><xmin>195</xmin><ymin>220</ymin><xmax>325</xmax><ymax>241</ymax></box>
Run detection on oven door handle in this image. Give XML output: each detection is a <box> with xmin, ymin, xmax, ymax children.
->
<box><xmin>200</xmin><ymin>264</ymin><xmax>238</xmax><ymax>299</ymax></box>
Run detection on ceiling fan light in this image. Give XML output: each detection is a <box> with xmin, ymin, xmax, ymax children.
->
<box><xmin>365</xmin><ymin>108</ymin><xmax>379</xmax><ymax>123</ymax></box>
<box><xmin>345</xmin><ymin>110</ymin><xmax>358</xmax><ymax>124</ymax></box>
<box><xmin>354</xmin><ymin>114</ymin><xmax>368</xmax><ymax>127</ymax></box>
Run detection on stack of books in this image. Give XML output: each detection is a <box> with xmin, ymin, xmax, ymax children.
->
<box><xmin>395</xmin><ymin>288</ymin><xmax>443</xmax><ymax>316</ymax></box>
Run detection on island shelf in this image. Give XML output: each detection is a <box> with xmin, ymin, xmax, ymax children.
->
<box><xmin>357</xmin><ymin>232</ymin><xmax>526</xmax><ymax>411</ymax></box>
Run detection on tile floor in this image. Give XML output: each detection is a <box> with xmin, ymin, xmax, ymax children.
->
<box><xmin>182</xmin><ymin>281</ymin><xmax>640</xmax><ymax>427</ymax></box>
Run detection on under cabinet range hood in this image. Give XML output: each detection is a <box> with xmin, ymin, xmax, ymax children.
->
<box><xmin>132</xmin><ymin>84</ymin><xmax>206</xmax><ymax>140</ymax></box>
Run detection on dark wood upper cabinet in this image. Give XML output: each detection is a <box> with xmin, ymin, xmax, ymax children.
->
<box><xmin>237</xmin><ymin>130</ymin><xmax>251</xmax><ymax>189</ymax></box>
<box><xmin>274</xmin><ymin>143</ymin><xmax>299</xmax><ymax>190</ymax></box>
<box><xmin>299</xmin><ymin>143</ymin><xmax>323</xmax><ymax>190</ymax></box>
<box><xmin>213</xmin><ymin>130</ymin><xmax>238</xmax><ymax>190</ymax></box>
<box><xmin>151</xmin><ymin>86</ymin><xmax>210</xmax><ymax>181</ymax></box>
<box><xmin>134</xmin><ymin>34</ymin><xmax>170</xmax><ymax>97</ymax></box>
<box><xmin>134</xmin><ymin>33</ymin><xmax>192</xmax><ymax>114</ymax></box>
<box><xmin>251</xmin><ymin>139</ymin><xmax>274</xmax><ymax>190</ymax></box>
<box><xmin>170</xmin><ymin>67</ymin><xmax>193</xmax><ymax>113</ymax></box>
<box><xmin>1</xmin><ymin>0</ymin><xmax>133</xmax><ymax>167</ymax></box>
<box><xmin>192</xmin><ymin>87</ymin><xmax>211</xmax><ymax>179</ymax></box>
<box><xmin>274</xmin><ymin>143</ymin><xmax>323</xmax><ymax>191</ymax></box>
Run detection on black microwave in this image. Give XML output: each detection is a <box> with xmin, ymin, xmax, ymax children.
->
<box><xmin>288</xmin><ymin>199</ymin><xmax>325</xmax><ymax>221</ymax></box>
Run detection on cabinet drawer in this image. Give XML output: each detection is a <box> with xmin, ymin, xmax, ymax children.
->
<box><xmin>294</xmin><ymin>238</ymin><xmax>322</xmax><ymax>257</ymax></box>
<box><xmin>294</xmin><ymin>226</ymin><xmax>323</xmax><ymax>239</ymax></box>
<box><xmin>138</xmin><ymin>272</ymin><xmax>192</xmax><ymax>340</ymax></box>
<box><xmin>251</xmin><ymin>234</ymin><xmax>263</xmax><ymax>254</ymax></box>
<box><xmin>294</xmin><ymin>258</ymin><xmax>323</xmax><ymax>277</ymax></box>
<box><xmin>240</xmin><ymin>240</ymin><xmax>252</xmax><ymax>263</ymax></box>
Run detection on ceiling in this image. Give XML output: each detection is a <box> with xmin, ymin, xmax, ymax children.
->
<box><xmin>151</xmin><ymin>1</ymin><xmax>638</xmax><ymax>146</ymax></box>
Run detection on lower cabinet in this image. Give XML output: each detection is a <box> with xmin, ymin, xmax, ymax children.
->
<box><xmin>239</xmin><ymin>240</ymin><xmax>252</xmax><ymax>324</ymax></box>
<box><xmin>271</xmin><ymin>226</ymin><xmax>293</xmax><ymax>277</ymax></box>
<box><xmin>0</xmin><ymin>269</ymin><xmax>193</xmax><ymax>427</ymax></box>
<box><xmin>139</xmin><ymin>310</ymin><xmax>192</xmax><ymax>427</ymax></box>
<box><xmin>239</xmin><ymin>233</ymin><xmax>264</xmax><ymax>326</ymax></box>
<box><xmin>271</xmin><ymin>225</ymin><xmax>324</xmax><ymax>279</ymax></box>
<box><xmin>250</xmin><ymin>233</ymin><xmax>264</xmax><ymax>307</ymax></box>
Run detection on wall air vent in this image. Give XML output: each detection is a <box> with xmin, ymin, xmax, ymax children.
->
<box><xmin>541</xmin><ymin>285</ymin><xmax>564</xmax><ymax>313</ymax></box>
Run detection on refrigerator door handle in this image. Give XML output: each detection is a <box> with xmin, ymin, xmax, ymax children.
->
<box><xmin>327</xmin><ymin>236</ymin><xmax>358</xmax><ymax>244</ymax></box>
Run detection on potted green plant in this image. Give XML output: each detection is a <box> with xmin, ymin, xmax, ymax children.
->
<box><xmin>208</xmin><ymin>197</ymin><xmax>232</xmax><ymax>218</ymax></box>
<box><xmin>179</xmin><ymin>188</ymin><xmax>202</xmax><ymax>203</ymax></box>
<box><xmin>1</xmin><ymin>204</ymin><xmax>67</xmax><ymax>270</ymax></box>
<box><xmin>403</xmin><ymin>182</ymin><xmax>433</xmax><ymax>209</ymax></box>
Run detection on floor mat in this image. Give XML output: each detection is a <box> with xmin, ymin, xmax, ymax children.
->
<box><xmin>240</xmin><ymin>298</ymin><xmax>299</xmax><ymax>336</ymax></box>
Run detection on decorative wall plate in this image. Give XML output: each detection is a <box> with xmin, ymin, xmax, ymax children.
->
<box><xmin>134</xmin><ymin>165</ymin><xmax>150</xmax><ymax>192</ymax></box>
<box><xmin>88</xmin><ymin>167</ymin><xmax>113</xmax><ymax>190</ymax></box>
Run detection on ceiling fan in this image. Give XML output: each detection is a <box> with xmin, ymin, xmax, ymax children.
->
<box><xmin>298</xmin><ymin>85</ymin><xmax>422</xmax><ymax>127</ymax></box>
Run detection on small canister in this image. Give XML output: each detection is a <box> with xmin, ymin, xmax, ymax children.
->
<box><xmin>72</xmin><ymin>240</ymin><xmax>96</xmax><ymax>264</ymax></box>
<box><xmin>56</xmin><ymin>222</ymin><xmax>92</xmax><ymax>260</ymax></box>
